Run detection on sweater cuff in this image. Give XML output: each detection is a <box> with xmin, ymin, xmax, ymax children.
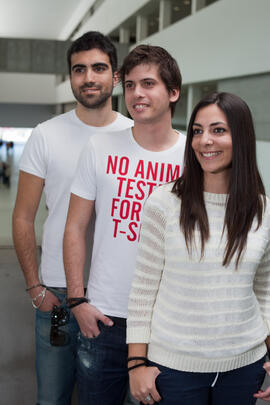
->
<box><xmin>126</xmin><ymin>327</ymin><xmax>151</xmax><ymax>344</ymax></box>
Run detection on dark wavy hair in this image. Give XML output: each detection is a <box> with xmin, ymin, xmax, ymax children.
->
<box><xmin>172</xmin><ymin>92</ymin><xmax>266</xmax><ymax>267</ymax></box>
<box><xmin>67</xmin><ymin>31</ymin><xmax>117</xmax><ymax>74</ymax></box>
<box><xmin>119</xmin><ymin>44</ymin><xmax>182</xmax><ymax>116</ymax></box>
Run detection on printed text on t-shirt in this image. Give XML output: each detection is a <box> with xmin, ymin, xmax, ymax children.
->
<box><xmin>106</xmin><ymin>155</ymin><xmax>180</xmax><ymax>242</ymax></box>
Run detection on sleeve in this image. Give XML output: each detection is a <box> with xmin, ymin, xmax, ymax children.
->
<box><xmin>19</xmin><ymin>126</ymin><xmax>47</xmax><ymax>179</ymax></box>
<box><xmin>70</xmin><ymin>138</ymin><xmax>97</xmax><ymax>201</ymax></box>
<box><xmin>127</xmin><ymin>189</ymin><xmax>167</xmax><ymax>343</ymax></box>
<box><xmin>254</xmin><ymin>238</ymin><xmax>270</xmax><ymax>335</ymax></box>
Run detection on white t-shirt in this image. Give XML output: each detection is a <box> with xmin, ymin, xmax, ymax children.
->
<box><xmin>71</xmin><ymin>128</ymin><xmax>186</xmax><ymax>318</ymax></box>
<box><xmin>19</xmin><ymin>110</ymin><xmax>133</xmax><ymax>287</ymax></box>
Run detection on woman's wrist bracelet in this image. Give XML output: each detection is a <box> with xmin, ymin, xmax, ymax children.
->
<box><xmin>127</xmin><ymin>356</ymin><xmax>148</xmax><ymax>363</ymax></box>
<box><xmin>127</xmin><ymin>362</ymin><xmax>147</xmax><ymax>372</ymax></box>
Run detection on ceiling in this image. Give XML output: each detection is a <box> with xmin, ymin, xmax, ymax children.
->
<box><xmin>0</xmin><ymin>0</ymin><xmax>93</xmax><ymax>40</ymax></box>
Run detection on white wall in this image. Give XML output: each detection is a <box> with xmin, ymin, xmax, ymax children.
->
<box><xmin>0</xmin><ymin>73</ymin><xmax>56</xmax><ymax>104</ymax></box>
<box><xmin>74</xmin><ymin>0</ymin><xmax>149</xmax><ymax>39</ymax></box>
<box><xmin>140</xmin><ymin>0</ymin><xmax>270</xmax><ymax>84</ymax></box>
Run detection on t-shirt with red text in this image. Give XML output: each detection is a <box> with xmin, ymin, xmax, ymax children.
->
<box><xmin>71</xmin><ymin>127</ymin><xmax>186</xmax><ymax>318</ymax></box>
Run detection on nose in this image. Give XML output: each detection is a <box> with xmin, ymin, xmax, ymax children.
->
<box><xmin>84</xmin><ymin>68</ymin><xmax>95</xmax><ymax>83</ymax></box>
<box><xmin>201</xmin><ymin>130</ymin><xmax>213</xmax><ymax>145</ymax></box>
<box><xmin>133</xmin><ymin>84</ymin><xmax>144</xmax><ymax>98</ymax></box>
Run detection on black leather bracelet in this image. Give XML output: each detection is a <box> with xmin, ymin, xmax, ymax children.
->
<box><xmin>127</xmin><ymin>362</ymin><xmax>147</xmax><ymax>372</ymax></box>
<box><xmin>67</xmin><ymin>297</ymin><xmax>89</xmax><ymax>309</ymax></box>
<box><xmin>127</xmin><ymin>356</ymin><xmax>148</xmax><ymax>363</ymax></box>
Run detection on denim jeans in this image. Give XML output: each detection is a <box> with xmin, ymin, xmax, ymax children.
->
<box><xmin>77</xmin><ymin>318</ymin><xmax>139</xmax><ymax>405</ymax></box>
<box><xmin>35</xmin><ymin>288</ymin><xmax>79</xmax><ymax>405</ymax></box>
<box><xmin>147</xmin><ymin>356</ymin><xmax>266</xmax><ymax>405</ymax></box>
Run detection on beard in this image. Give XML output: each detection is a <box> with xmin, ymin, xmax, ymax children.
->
<box><xmin>72</xmin><ymin>82</ymin><xmax>113</xmax><ymax>109</ymax></box>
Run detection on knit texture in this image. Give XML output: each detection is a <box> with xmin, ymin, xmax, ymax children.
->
<box><xmin>127</xmin><ymin>182</ymin><xmax>270</xmax><ymax>372</ymax></box>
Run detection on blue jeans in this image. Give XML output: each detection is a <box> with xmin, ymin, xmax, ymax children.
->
<box><xmin>77</xmin><ymin>318</ymin><xmax>139</xmax><ymax>405</ymax></box>
<box><xmin>147</xmin><ymin>356</ymin><xmax>266</xmax><ymax>405</ymax></box>
<box><xmin>35</xmin><ymin>288</ymin><xmax>79</xmax><ymax>405</ymax></box>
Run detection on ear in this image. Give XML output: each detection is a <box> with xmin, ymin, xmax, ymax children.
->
<box><xmin>113</xmin><ymin>71</ymin><xmax>120</xmax><ymax>88</ymax></box>
<box><xmin>169</xmin><ymin>88</ymin><xmax>180</xmax><ymax>103</ymax></box>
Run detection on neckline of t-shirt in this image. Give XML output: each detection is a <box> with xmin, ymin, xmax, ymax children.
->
<box><xmin>71</xmin><ymin>109</ymin><xmax>121</xmax><ymax>130</ymax></box>
<box><xmin>128</xmin><ymin>127</ymin><xmax>182</xmax><ymax>154</ymax></box>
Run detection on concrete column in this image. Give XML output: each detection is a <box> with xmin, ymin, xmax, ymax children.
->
<box><xmin>186</xmin><ymin>84</ymin><xmax>202</xmax><ymax>126</ymax></box>
<box><xmin>192</xmin><ymin>0</ymin><xmax>206</xmax><ymax>14</ymax></box>
<box><xmin>136</xmin><ymin>15</ymin><xmax>148</xmax><ymax>42</ymax></box>
<box><xmin>159</xmin><ymin>0</ymin><xmax>172</xmax><ymax>30</ymax></box>
<box><xmin>119</xmin><ymin>27</ymin><xmax>130</xmax><ymax>44</ymax></box>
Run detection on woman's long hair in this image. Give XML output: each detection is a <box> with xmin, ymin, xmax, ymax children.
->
<box><xmin>172</xmin><ymin>92</ymin><xmax>266</xmax><ymax>267</ymax></box>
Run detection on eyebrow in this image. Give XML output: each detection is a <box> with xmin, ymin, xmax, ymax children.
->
<box><xmin>124</xmin><ymin>77</ymin><xmax>156</xmax><ymax>84</ymax></box>
<box><xmin>71</xmin><ymin>62</ymin><xmax>109</xmax><ymax>71</ymax></box>
<box><xmin>71</xmin><ymin>63</ymin><xmax>86</xmax><ymax>71</ymax></box>
<box><xmin>193</xmin><ymin>121</ymin><xmax>227</xmax><ymax>127</ymax></box>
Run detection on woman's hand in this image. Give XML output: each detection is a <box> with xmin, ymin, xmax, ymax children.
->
<box><xmin>129</xmin><ymin>365</ymin><xmax>161</xmax><ymax>404</ymax></box>
<box><xmin>253</xmin><ymin>361</ymin><xmax>270</xmax><ymax>402</ymax></box>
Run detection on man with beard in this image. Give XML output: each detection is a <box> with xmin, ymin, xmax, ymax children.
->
<box><xmin>12</xmin><ymin>31</ymin><xmax>132</xmax><ymax>405</ymax></box>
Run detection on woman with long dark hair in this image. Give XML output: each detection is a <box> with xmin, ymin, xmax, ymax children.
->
<box><xmin>127</xmin><ymin>92</ymin><xmax>270</xmax><ymax>405</ymax></box>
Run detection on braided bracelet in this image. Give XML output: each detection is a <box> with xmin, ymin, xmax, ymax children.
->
<box><xmin>31</xmin><ymin>287</ymin><xmax>46</xmax><ymax>309</ymax></box>
<box><xmin>66</xmin><ymin>297</ymin><xmax>89</xmax><ymax>309</ymax></box>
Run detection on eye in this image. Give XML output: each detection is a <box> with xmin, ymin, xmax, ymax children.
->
<box><xmin>192</xmin><ymin>128</ymin><xmax>202</xmax><ymax>135</ymax></box>
<box><xmin>213</xmin><ymin>127</ymin><xmax>226</xmax><ymax>134</ymax></box>
<box><xmin>94</xmin><ymin>65</ymin><xmax>107</xmax><ymax>73</ymax></box>
<box><xmin>125</xmin><ymin>82</ymin><xmax>134</xmax><ymax>89</ymax></box>
<box><xmin>73</xmin><ymin>67</ymin><xmax>85</xmax><ymax>74</ymax></box>
<box><xmin>143</xmin><ymin>80</ymin><xmax>154</xmax><ymax>87</ymax></box>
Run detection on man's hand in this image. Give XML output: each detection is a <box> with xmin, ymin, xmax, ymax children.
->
<box><xmin>29</xmin><ymin>287</ymin><xmax>60</xmax><ymax>311</ymax></box>
<box><xmin>253</xmin><ymin>361</ymin><xmax>270</xmax><ymax>402</ymax></box>
<box><xmin>72</xmin><ymin>303</ymin><xmax>113</xmax><ymax>337</ymax></box>
<box><xmin>129</xmin><ymin>365</ymin><xmax>161</xmax><ymax>404</ymax></box>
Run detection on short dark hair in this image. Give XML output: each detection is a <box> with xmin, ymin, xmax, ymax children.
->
<box><xmin>173</xmin><ymin>92</ymin><xmax>265</xmax><ymax>268</ymax></box>
<box><xmin>67</xmin><ymin>31</ymin><xmax>117</xmax><ymax>74</ymax></box>
<box><xmin>119</xmin><ymin>44</ymin><xmax>182</xmax><ymax>116</ymax></box>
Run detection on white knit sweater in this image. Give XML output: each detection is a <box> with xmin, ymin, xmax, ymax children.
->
<box><xmin>127</xmin><ymin>182</ymin><xmax>270</xmax><ymax>372</ymax></box>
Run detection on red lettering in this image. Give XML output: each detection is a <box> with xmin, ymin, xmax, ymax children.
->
<box><xmin>130</xmin><ymin>201</ymin><xmax>141</xmax><ymax>221</ymax></box>
<box><xmin>119</xmin><ymin>157</ymin><xmax>129</xmax><ymax>175</ymax></box>
<box><xmin>106</xmin><ymin>155</ymin><xmax>118</xmax><ymax>174</ymax></box>
<box><xmin>146</xmin><ymin>162</ymin><xmax>158</xmax><ymax>181</ymax></box>
<box><xmin>126</xmin><ymin>178</ymin><xmax>136</xmax><ymax>198</ymax></box>
<box><xmin>134</xmin><ymin>180</ymin><xmax>146</xmax><ymax>200</ymax></box>
<box><xmin>159</xmin><ymin>163</ymin><xmax>165</xmax><ymax>182</ymax></box>
<box><xmin>134</xmin><ymin>160</ymin><xmax>144</xmax><ymax>178</ymax></box>
<box><xmin>147</xmin><ymin>181</ymin><xmax>157</xmax><ymax>197</ymax></box>
<box><xmin>111</xmin><ymin>198</ymin><xmax>120</xmax><ymax>216</ymax></box>
<box><xmin>117</xmin><ymin>177</ymin><xmax>126</xmax><ymax>197</ymax></box>
<box><xmin>127</xmin><ymin>222</ymin><xmax>138</xmax><ymax>242</ymax></box>
<box><xmin>166</xmin><ymin>164</ymin><xmax>180</xmax><ymax>182</ymax></box>
<box><xmin>112</xmin><ymin>218</ymin><xmax>121</xmax><ymax>237</ymax></box>
<box><xmin>119</xmin><ymin>200</ymin><xmax>130</xmax><ymax>219</ymax></box>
